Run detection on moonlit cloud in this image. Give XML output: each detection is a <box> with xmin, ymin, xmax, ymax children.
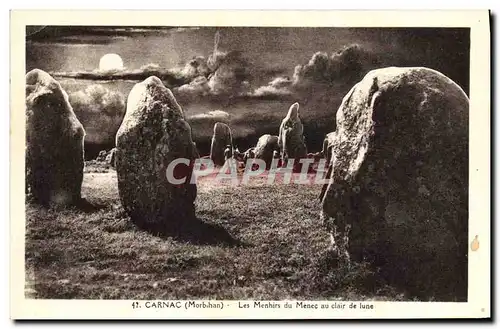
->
<box><xmin>292</xmin><ymin>44</ymin><xmax>377</xmax><ymax>87</ymax></box>
<box><xmin>69</xmin><ymin>84</ymin><xmax>125</xmax><ymax>144</ymax></box>
<box><xmin>189</xmin><ymin>110</ymin><xmax>230</xmax><ymax>121</ymax></box>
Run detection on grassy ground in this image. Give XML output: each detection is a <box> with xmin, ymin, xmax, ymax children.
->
<box><xmin>25</xmin><ymin>166</ymin><xmax>408</xmax><ymax>300</ymax></box>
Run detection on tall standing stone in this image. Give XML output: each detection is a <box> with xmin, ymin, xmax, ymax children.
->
<box><xmin>210</xmin><ymin>122</ymin><xmax>233</xmax><ymax>167</ymax></box>
<box><xmin>115</xmin><ymin>76</ymin><xmax>198</xmax><ymax>228</ymax></box>
<box><xmin>278</xmin><ymin>102</ymin><xmax>307</xmax><ymax>161</ymax></box>
<box><xmin>320</xmin><ymin>67</ymin><xmax>469</xmax><ymax>300</ymax></box>
<box><xmin>25</xmin><ymin>69</ymin><xmax>85</xmax><ymax>207</ymax></box>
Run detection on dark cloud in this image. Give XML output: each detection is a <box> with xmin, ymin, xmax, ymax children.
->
<box><xmin>27</xmin><ymin>35</ymin><xmax>129</xmax><ymax>46</ymax></box>
<box><xmin>68</xmin><ymin>84</ymin><xmax>125</xmax><ymax>145</ymax></box>
<box><xmin>26</xmin><ymin>26</ymin><xmax>199</xmax><ymax>44</ymax></box>
<box><xmin>51</xmin><ymin>65</ymin><xmax>190</xmax><ymax>89</ymax></box>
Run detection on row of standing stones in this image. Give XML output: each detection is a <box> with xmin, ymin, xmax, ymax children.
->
<box><xmin>26</xmin><ymin>67</ymin><xmax>468</xmax><ymax>299</ymax></box>
<box><xmin>207</xmin><ymin>102</ymin><xmax>308</xmax><ymax>169</ymax></box>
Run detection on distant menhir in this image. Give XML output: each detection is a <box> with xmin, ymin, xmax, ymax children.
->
<box><xmin>210</xmin><ymin>122</ymin><xmax>233</xmax><ymax>167</ymax></box>
<box><xmin>278</xmin><ymin>102</ymin><xmax>307</xmax><ymax>162</ymax></box>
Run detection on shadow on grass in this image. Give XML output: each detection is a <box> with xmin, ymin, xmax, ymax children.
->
<box><xmin>310</xmin><ymin>244</ymin><xmax>467</xmax><ymax>302</ymax></box>
<box><xmin>25</xmin><ymin>196</ymin><xmax>108</xmax><ymax>213</ymax></box>
<box><xmin>75</xmin><ymin>197</ymin><xmax>108</xmax><ymax>213</ymax></box>
<box><xmin>305</xmin><ymin>248</ymin><xmax>408</xmax><ymax>301</ymax></box>
<box><xmin>136</xmin><ymin>216</ymin><xmax>247</xmax><ymax>248</ymax></box>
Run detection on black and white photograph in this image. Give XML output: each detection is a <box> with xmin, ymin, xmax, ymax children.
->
<box><xmin>11</xmin><ymin>9</ymin><xmax>491</xmax><ymax>319</ymax></box>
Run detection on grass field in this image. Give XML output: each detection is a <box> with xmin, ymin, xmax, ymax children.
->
<box><xmin>25</xmin><ymin>166</ymin><xmax>409</xmax><ymax>300</ymax></box>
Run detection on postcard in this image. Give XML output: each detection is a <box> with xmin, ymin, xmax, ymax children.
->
<box><xmin>11</xmin><ymin>9</ymin><xmax>491</xmax><ymax>320</ymax></box>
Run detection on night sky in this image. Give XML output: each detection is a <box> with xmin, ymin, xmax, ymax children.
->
<box><xmin>26</xmin><ymin>26</ymin><xmax>470</xmax><ymax>158</ymax></box>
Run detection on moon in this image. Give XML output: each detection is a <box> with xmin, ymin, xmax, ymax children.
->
<box><xmin>99</xmin><ymin>53</ymin><xmax>124</xmax><ymax>71</ymax></box>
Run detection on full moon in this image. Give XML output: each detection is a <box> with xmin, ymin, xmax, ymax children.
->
<box><xmin>99</xmin><ymin>53</ymin><xmax>124</xmax><ymax>71</ymax></box>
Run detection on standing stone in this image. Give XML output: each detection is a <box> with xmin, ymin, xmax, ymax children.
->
<box><xmin>115</xmin><ymin>76</ymin><xmax>198</xmax><ymax>228</ymax></box>
<box><xmin>25</xmin><ymin>69</ymin><xmax>85</xmax><ymax>207</ymax></box>
<box><xmin>278</xmin><ymin>102</ymin><xmax>307</xmax><ymax>162</ymax></box>
<box><xmin>243</xmin><ymin>147</ymin><xmax>255</xmax><ymax>163</ymax></box>
<box><xmin>210</xmin><ymin>122</ymin><xmax>233</xmax><ymax>167</ymax></box>
<box><xmin>322</xmin><ymin>131</ymin><xmax>336</xmax><ymax>165</ymax></box>
<box><xmin>232</xmin><ymin>147</ymin><xmax>243</xmax><ymax>161</ymax></box>
<box><xmin>320</xmin><ymin>67</ymin><xmax>469</xmax><ymax>300</ymax></box>
<box><xmin>253</xmin><ymin>134</ymin><xmax>280</xmax><ymax>169</ymax></box>
<box><xmin>106</xmin><ymin>148</ymin><xmax>116</xmax><ymax>168</ymax></box>
<box><xmin>224</xmin><ymin>145</ymin><xmax>232</xmax><ymax>162</ymax></box>
<box><xmin>97</xmin><ymin>150</ymin><xmax>107</xmax><ymax>162</ymax></box>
